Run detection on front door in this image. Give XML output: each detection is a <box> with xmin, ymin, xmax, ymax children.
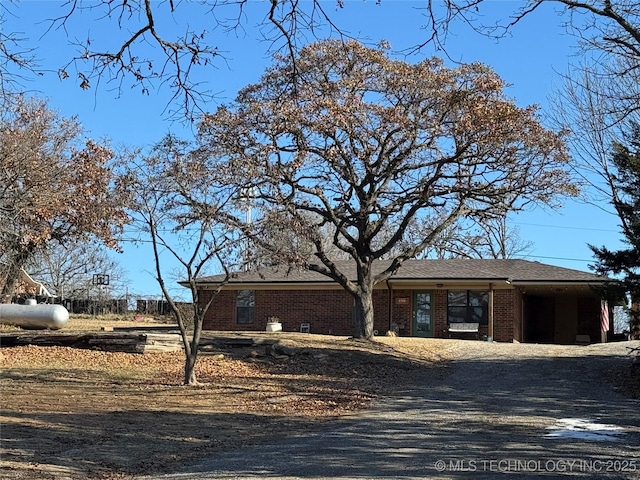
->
<box><xmin>412</xmin><ymin>291</ymin><xmax>433</xmax><ymax>337</ymax></box>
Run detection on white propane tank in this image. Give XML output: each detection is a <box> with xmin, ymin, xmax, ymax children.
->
<box><xmin>0</xmin><ymin>304</ymin><xmax>69</xmax><ymax>330</ymax></box>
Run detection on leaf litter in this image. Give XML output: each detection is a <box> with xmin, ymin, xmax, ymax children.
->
<box><xmin>0</xmin><ymin>334</ymin><xmax>442</xmax><ymax>479</ymax></box>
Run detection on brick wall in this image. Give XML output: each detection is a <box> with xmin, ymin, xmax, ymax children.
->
<box><xmin>512</xmin><ymin>289</ymin><xmax>523</xmax><ymax>342</ymax></box>
<box><xmin>202</xmin><ymin>288</ymin><xmax>390</xmax><ymax>335</ymax></box>
<box><xmin>433</xmin><ymin>290</ymin><xmax>448</xmax><ymax>338</ymax></box>
<box><xmin>372</xmin><ymin>290</ymin><xmax>391</xmax><ymax>334</ymax></box>
<box><xmin>493</xmin><ymin>289</ymin><xmax>517</xmax><ymax>342</ymax></box>
<box><xmin>201</xmin><ymin>290</ymin><xmax>236</xmax><ymax>330</ymax></box>
<box><xmin>390</xmin><ymin>290</ymin><xmax>412</xmax><ymax>336</ymax></box>
<box><xmin>202</xmin><ymin>286</ymin><xmax>522</xmax><ymax>341</ymax></box>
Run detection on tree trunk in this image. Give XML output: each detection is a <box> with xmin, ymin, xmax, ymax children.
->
<box><xmin>174</xmin><ymin>303</ymin><xmax>204</xmax><ymax>386</ymax></box>
<box><xmin>353</xmin><ymin>278</ymin><xmax>375</xmax><ymax>340</ymax></box>
<box><xmin>184</xmin><ymin>351</ymin><xmax>198</xmax><ymax>385</ymax></box>
<box><xmin>1</xmin><ymin>246</ymin><xmax>35</xmax><ymax>302</ymax></box>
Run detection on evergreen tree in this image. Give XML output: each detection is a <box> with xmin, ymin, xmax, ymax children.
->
<box><xmin>590</xmin><ymin>123</ymin><xmax>640</xmax><ymax>334</ymax></box>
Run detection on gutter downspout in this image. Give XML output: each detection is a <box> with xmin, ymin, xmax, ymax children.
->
<box><xmin>488</xmin><ymin>282</ymin><xmax>494</xmax><ymax>341</ymax></box>
<box><xmin>386</xmin><ymin>279</ymin><xmax>393</xmax><ymax>334</ymax></box>
<box><xmin>521</xmin><ymin>288</ymin><xmax>525</xmax><ymax>343</ymax></box>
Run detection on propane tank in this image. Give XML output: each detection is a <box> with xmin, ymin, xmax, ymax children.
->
<box><xmin>0</xmin><ymin>303</ymin><xmax>69</xmax><ymax>330</ymax></box>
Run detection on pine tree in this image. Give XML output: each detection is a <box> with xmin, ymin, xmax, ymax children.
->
<box><xmin>590</xmin><ymin>123</ymin><xmax>640</xmax><ymax>336</ymax></box>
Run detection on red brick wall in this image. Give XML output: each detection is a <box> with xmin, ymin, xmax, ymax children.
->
<box><xmin>257</xmin><ymin>289</ymin><xmax>353</xmax><ymax>335</ymax></box>
<box><xmin>201</xmin><ymin>286</ymin><xmax>522</xmax><ymax>341</ymax></box>
<box><xmin>372</xmin><ymin>290</ymin><xmax>391</xmax><ymax>334</ymax></box>
<box><xmin>201</xmin><ymin>289</ymin><xmax>236</xmax><ymax>330</ymax></box>
<box><xmin>433</xmin><ymin>290</ymin><xmax>448</xmax><ymax>338</ymax></box>
<box><xmin>512</xmin><ymin>289</ymin><xmax>523</xmax><ymax>342</ymax></box>
<box><xmin>493</xmin><ymin>289</ymin><xmax>517</xmax><ymax>342</ymax></box>
<box><xmin>390</xmin><ymin>290</ymin><xmax>412</xmax><ymax>336</ymax></box>
<box><xmin>202</xmin><ymin>288</ymin><xmax>390</xmax><ymax>336</ymax></box>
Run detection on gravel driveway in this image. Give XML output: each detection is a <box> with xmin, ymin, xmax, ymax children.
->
<box><xmin>142</xmin><ymin>341</ymin><xmax>640</xmax><ymax>480</ymax></box>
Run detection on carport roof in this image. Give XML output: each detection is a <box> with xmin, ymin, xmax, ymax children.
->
<box><xmin>192</xmin><ymin>259</ymin><xmax>606</xmax><ymax>286</ymax></box>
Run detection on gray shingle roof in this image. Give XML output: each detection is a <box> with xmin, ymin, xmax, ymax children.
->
<box><xmin>194</xmin><ymin>259</ymin><xmax>605</xmax><ymax>286</ymax></box>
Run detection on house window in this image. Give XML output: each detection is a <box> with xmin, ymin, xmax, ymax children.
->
<box><xmin>447</xmin><ymin>290</ymin><xmax>489</xmax><ymax>325</ymax></box>
<box><xmin>236</xmin><ymin>290</ymin><xmax>255</xmax><ymax>324</ymax></box>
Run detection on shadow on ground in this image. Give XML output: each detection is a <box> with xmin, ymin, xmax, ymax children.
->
<box><xmin>2</xmin><ymin>342</ymin><xmax>639</xmax><ymax>479</ymax></box>
<box><xmin>144</xmin><ymin>353</ymin><xmax>640</xmax><ymax>479</ymax></box>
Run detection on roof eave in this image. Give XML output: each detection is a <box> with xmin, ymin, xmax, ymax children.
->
<box><xmin>511</xmin><ymin>280</ymin><xmax>606</xmax><ymax>286</ymax></box>
<box><xmin>389</xmin><ymin>277</ymin><xmax>509</xmax><ymax>283</ymax></box>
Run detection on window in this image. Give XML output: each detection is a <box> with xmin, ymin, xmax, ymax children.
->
<box><xmin>447</xmin><ymin>290</ymin><xmax>489</xmax><ymax>325</ymax></box>
<box><xmin>236</xmin><ymin>290</ymin><xmax>255</xmax><ymax>324</ymax></box>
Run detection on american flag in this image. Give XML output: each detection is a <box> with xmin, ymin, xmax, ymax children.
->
<box><xmin>601</xmin><ymin>300</ymin><xmax>610</xmax><ymax>333</ymax></box>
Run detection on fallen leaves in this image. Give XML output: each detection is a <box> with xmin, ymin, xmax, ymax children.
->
<box><xmin>0</xmin><ymin>337</ymin><xmax>436</xmax><ymax>479</ymax></box>
<box><xmin>4</xmin><ymin>334</ymin><xmax>636</xmax><ymax>479</ymax></box>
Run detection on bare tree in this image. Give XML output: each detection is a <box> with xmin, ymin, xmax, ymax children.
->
<box><xmin>0</xmin><ymin>96</ymin><xmax>127</xmax><ymax>301</ymax></box>
<box><xmin>410</xmin><ymin>1</ymin><xmax>640</xmax><ymax>61</ymax></box>
<box><xmin>25</xmin><ymin>239</ymin><xmax>128</xmax><ymax>299</ymax></box>
<box><xmin>118</xmin><ymin>134</ymin><xmax>243</xmax><ymax>385</ymax></box>
<box><xmin>0</xmin><ymin>2</ymin><xmax>39</xmax><ymax>96</ymax></box>
<box><xmin>553</xmin><ymin>56</ymin><xmax>640</xmax><ymax>199</ymax></box>
<box><xmin>199</xmin><ymin>40</ymin><xmax>576</xmax><ymax>340</ymax></box>
<box><xmin>453</xmin><ymin>216</ymin><xmax>534</xmax><ymax>260</ymax></box>
<box><xmin>420</xmin><ymin>1</ymin><xmax>640</xmax><ymax>122</ymax></box>
<box><xmin>3</xmin><ymin>0</ymin><xmax>639</xmax><ymax>119</ymax></box>
<box><xmin>370</xmin><ymin>214</ymin><xmax>534</xmax><ymax>260</ymax></box>
<box><xmin>28</xmin><ymin>0</ymin><xmax>350</xmax><ymax>119</ymax></box>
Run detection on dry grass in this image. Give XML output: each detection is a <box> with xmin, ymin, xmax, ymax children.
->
<box><xmin>0</xmin><ymin>318</ymin><xmax>443</xmax><ymax>479</ymax></box>
<box><xmin>1</xmin><ymin>316</ymin><xmax>638</xmax><ymax>479</ymax></box>
<box><xmin>0</xmin><ymin>313</ymin><xmax>171</xmax><ymax>333</ymax></box>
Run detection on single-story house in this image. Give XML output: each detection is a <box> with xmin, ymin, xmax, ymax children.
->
<box><xmin>192</xmin><ymin>259</ymin><xmax>611</xmax><ymax>344</ymax></box>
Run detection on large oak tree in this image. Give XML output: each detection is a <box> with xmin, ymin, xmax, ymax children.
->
<box><xmin>199</xmin><ymin>39</ymin><xmax>576</xmax><ymax>339</ymax></box>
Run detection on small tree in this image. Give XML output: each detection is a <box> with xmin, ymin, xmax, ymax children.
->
<box><xmin>0</xmin><ymin>96</ymin><xmax>127</xmax><ymax>301</ymax></box>
<box><xmin>590</xmin><ymin>122</ymin><xmax>640</xmax><ymax>333</ymax></box>
<box><xmin>199</xmin><ymin>39</ymin><xmax>576</xmax><ymax>340</ymax></box>
<box><xmin>118</xmin><ymin>134</ymin><xmax>243</xmax><ymax>385</ymax></box>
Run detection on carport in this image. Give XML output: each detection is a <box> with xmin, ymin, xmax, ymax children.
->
<box><xmin>520</xmin><ymin>283</ymin><xmax>603</xmax><ymax>344</ymax></box>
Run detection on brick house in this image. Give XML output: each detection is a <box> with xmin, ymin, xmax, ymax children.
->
<box><xmin>193</xmin><ymin>259</ymin><xmax>610</xmax><ymax>344</ymax></box>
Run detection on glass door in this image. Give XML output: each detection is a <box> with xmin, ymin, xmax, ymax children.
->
<box><xmin>412</xmin><ymin>291</ymin><xmax>433</xmax><ymax>337</ymax></box>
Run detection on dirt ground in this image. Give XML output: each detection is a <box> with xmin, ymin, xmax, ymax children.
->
<box><xmin>1</xmin><ymin>316</ymin><xmax>638</xmax><ymax>479</ymax></box>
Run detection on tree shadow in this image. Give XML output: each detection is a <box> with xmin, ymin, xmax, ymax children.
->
<box><xmin>173</xmin><ymin>354</ymin><xmax>640</xmax><ymax>479</ymax></box>
<box><xmin>1</xmin><ymin>408</ymin><xmax>329</xmax><ymax>479</ymax></box>
<box><xmin>3</xmin><ymin>342</ymin><xmax>639</xmax><ymax>479</ymax></box>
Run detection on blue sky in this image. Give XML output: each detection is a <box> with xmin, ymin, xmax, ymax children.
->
<box><xmin>5</xmin><ymin>1</ymin><xmax>624</xmax><ymax>298</ymax></box>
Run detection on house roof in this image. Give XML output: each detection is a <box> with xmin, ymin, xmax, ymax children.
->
<box><xmin>192</xmin><ymin>259</ymin><xmax>605</xmax><ymax>287</ymax></box>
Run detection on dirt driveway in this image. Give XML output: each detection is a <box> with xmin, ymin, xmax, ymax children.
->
<box><xmin>143</xmin><ymin>341</ymin><xmax>640</xmax><ymax>480</ymax></box>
